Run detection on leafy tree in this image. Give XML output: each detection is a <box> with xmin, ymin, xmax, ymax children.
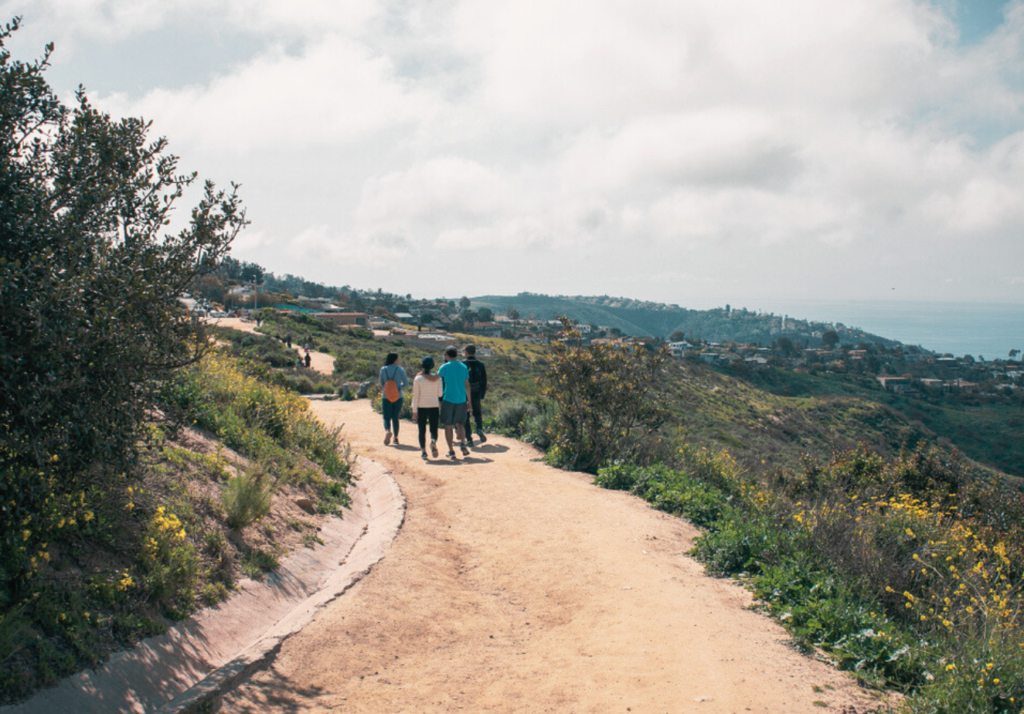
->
<box><xmin>459</xmin><ymin>295</ymin><xmax>471</xmax><ymax>310</ymax></box>
<box><xmin>543</xmin><ymin>317</ymin><xmax>667</xmax><ymax>472</ymax></box>
<box><xmin>507</xmin><ymin>306</ymin><xmax>520</xmax><ymax>322</ymax></box>
<box><xmin>476</xmin><ymin>307</ymin><xmax>493</xmax><ymax>322</ymax></box>
<box><xmin>0</xmin><ymin>18</ymin><xmax>246</xmax><ymax>534</ymax></box>
<box><xmin>669</xmin><ymin>330</ymin><xmax>685</xmax><ymax>342</ymax></box>
<box><xmin>822</xmin><ymin>330</ymin><xmax>839</xmax><ymax>349</ymax></box>
<box><xmin>238</xmin><ymin>262</ymin><xmax>264</xmax><ymax>284</ymax></box>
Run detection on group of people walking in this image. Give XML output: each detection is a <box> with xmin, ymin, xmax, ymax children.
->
<box><xmin>378</xmin><ymin>345</ymin><xmax>487</xmax><ymax>461</ymax></box>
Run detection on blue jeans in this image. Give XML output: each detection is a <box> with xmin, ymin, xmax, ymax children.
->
<box><xmin>382</xmin><ymin>398</ymin><xmax>403</xmax><ymax>433</ymax></box>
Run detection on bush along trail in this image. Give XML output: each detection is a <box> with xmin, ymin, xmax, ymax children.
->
<box><xmin>219</xmin><ymin>399</ymin><xmax>881</xmax><ymax>713</ymax></box>
<box><xmin>0</xmin><ymin>351</ymin><xmax>355</xmax><ymax>705</ymax></box>
<box><xmin>595</xmin><ymin>445</ymin><xmax>1024</xmax><ymax>712</ymax></box>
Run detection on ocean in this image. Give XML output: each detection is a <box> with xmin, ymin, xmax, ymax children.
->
<box><xmin>747</xmin><ymin>300</ymin><xmax>1024</xmax><ymax>360</ymax></box>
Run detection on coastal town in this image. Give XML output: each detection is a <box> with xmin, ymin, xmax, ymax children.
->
<box><xmin>184</xmin><ymin>270</ymin><xmax>1023</xmax><ymax>403</ymax></box>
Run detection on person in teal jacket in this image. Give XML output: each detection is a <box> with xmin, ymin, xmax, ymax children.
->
<box><xmin>437</xmin><ymin>345</ymin><xmax>471</xmax><ymax>459</ymax></box>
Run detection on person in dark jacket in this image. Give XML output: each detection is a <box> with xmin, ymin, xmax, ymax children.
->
<box><xmin>463</xmin><ymin>344</ymin><xmax>488</xmax><ymax>445</ymax></box>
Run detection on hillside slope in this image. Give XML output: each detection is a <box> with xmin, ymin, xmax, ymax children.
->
<box><xmin>474</xmin><ymin>293</ymin><xmax>901</xmax><ymax>347</ymax></box>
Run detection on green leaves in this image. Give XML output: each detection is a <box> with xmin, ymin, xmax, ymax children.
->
<box><xmin>0</xmin><ymin>19</ymin><xmax>247</xmax><ymax>488</ymax></box>
<box><xmin>542</xmin><ymin>317</ymin><xmax>668</xmax><ymax>472</ymax></box>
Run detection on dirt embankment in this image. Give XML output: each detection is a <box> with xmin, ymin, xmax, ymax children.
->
<box><xmin>221</xmin><ymin>399</ymin><xmax>887</xmax><ymax>713</ymax></box>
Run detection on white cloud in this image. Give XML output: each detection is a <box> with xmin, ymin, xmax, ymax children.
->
<box><xmin>1</xmin><ymin>0</ymin><xmax>378</xmax><ymax>44</ymax></box>
<box><xmin>95</xmin><ymin>35</ymin><xmax>439</xmax><ymax>153</ymax></box>
<box><xmin>8</xmin><ymin>0</ymin><xmax>1024</xmax><ymax>303</ymax></box>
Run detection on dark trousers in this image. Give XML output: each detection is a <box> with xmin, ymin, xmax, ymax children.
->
<box><xmin>464</xmin><ymin>393</ymin><xmax>483</xmax><ymax>434</ymax></box>
<box><xmin>382</xmin><ymin>398</ymin><xmax>402</xmax><ymax>434</ymax></box>
<box><xmin>417</xmin><ymin>407</ymin><xmax>440</xmax><ymax>449</ymax></box>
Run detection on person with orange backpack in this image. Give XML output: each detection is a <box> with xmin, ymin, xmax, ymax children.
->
<box><xmin>379</xmin><ymin>352</ymin><xmax>409</xmax><ymax>445</ymax></box>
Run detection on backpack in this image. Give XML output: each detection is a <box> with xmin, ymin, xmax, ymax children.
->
<box><xmin>383</xmin><ymin>366</ymin><xmax>402</xmax><ymax>402</ymax></box>
<box><xmin>467</xmin><ymin>360</ymin><xmax>485</xmax><ymax>396</ymax></box>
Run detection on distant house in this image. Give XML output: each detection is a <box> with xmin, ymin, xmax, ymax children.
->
<box><xmin>700</xmin><ymin>352</ymin><xmax>726</xmax><ymax>365</ymax></box>
<box><xmin>876</xmin><ymin>376</ymin><xmax>912</xmax><ymax>393</ymax></box>
<box><xmin>668</xmin><ymin>340</ymin><xmax>692</xmax><ymax>357</ymax></box>
<box><xmin>473</xmin><ymin>322</ymin><xmax>503</xmax><ymax>337</ymax></box>
<box><xmin>946</xmin><ymin>379</ymin><xmax>979</xmax><ymax>393</ymax></box>
<box><xmin>313</xmin><ymin>312</ymin><xmax>369</xmax><ymax>327</ymax></box>
<box><xmin>298</xmin><ymin>296</ymin><xmax>341</xmax><ymax>311</ymax></box>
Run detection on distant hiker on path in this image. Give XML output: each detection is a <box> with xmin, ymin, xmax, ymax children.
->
<box><xmin>438</xmin><ymin>345</ymin><xmax>472</xmax><ymax>460</ymax></box>
<box><xmin>463</xmin><ymin>344</ymin><xmax>488</xmax><ymax>446</ymax></box>
<box><xmin>411</xmin><ymin>355</ymin><xmax>443</xmax><ymax>460</ymax></box>
<box><xmin>379</xmin><ymin>352</ymin><xmax>409</xmax><ymax>446</ymax></box>
<box><xmin>304</xmin><ymin>351</ymin><xmax>311</xmax><ymax>369</ymax></box>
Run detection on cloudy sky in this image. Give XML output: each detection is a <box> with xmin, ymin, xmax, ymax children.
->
<box><xmin>4</xmin><ymin>0</ymin><xmax>1024</xmax><ymax>309</ymax></box>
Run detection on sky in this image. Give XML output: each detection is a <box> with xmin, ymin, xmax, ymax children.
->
<box><xmin>4</xmin><ymin>0</ymin><xmax>1024</xmax><ymax>311</ymax></box>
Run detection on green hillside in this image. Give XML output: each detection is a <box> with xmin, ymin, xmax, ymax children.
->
<box><xmin>245</xmin><ymin>310</ymin><xmax>1018</xmax><ymax>480</ymax></box>
<box><xmin>473</xmin><ymin>293</ymin><xmax>901</xmax><ymax>348</ymax></box>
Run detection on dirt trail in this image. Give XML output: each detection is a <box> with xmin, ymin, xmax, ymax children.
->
<box><xmin>212</xmin><ymin>317</ymin><xmax>336</xmax><ymax>375</ymax></box>
<box><xmin>221</xmin><ymin>400</ymin><xmax>883</xmax><ymax>713</ymax></box>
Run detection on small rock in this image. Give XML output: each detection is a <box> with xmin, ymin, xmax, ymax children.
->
<box><xmin>295</xmin><ymin>498</ymin><xmax>316</xmax><ymax>514</ymax></box>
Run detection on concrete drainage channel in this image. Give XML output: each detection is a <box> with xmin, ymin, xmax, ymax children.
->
<box><xmin>6</xmin><ymin>459</ymin><xmax>406</xmax><ymax>714</ymax></box>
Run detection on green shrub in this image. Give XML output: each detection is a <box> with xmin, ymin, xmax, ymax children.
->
<box><xmin>0</xmin><ymin>605</ymin><xmax>28</xmax><ymax>668</ymax></box>
<box><xmin>692</xmin><ymin>512</ymin><xmax>794</xmax><ymax>573</ymax></box>
<box><xmin>200</xmin><ymin>582</ymin><xmax>231</xmax><ymax>606</ymax></box>
<box><xmin>222</xmin><ymin>467</ymin><xmax>274</xmax><ymax>530</ymax></box>
<box><xmin>650</xmin><ymin>478</ymin><xmax>727</xmax><ymax>528</ymax></box>
<box><xmin>751</xmin><ymin>560</ymin><xmax>927</xmax><ymax>687</ymax></box>
<box><xmin>488</xmin><ymin>398</ymin><xmax>553</xmax><ymax>448</ymax></box>
<box><xmin>491</xmin><ymin>398</ymin><xmax>539</xmax><ymax>435</ymax></box>
<box><xmin>542</xmin><ymin>318</ymin><xmax>667</xmax><ymax>472</ymax></box>
<box><xmin>138</xmin><ymin>507</ymin><xmax>199</xmax><ymax>611</ymax></box>
<box><xmin>594</xmin><ymin>462</ymin><xmax>642</xmax><ymax>491</ymax></box>
<box><xmin>906</xmin><ymin>634</ymin><xmax>1024</xmax><ymax>713</ymax></box>
<box><xmin>674</xmin><ymin>444</ymin><xmax>744</xmax><ymax>499</ymax></box>
<box><xmin>0</xmin><ymin>17</ymin><xmax>245</xmax><ymax>531</ymax></box>
<box><xmin>240</xmin><ymin>547</ymin><xmax>279</xmax><ymax>580</ymax></box>
<box><xmin>626</xmin><ymin>463</ymin><xmax>679</xmax><ymax>501</ymax></box>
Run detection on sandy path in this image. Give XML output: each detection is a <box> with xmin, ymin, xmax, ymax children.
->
<box><xmin>212</xmin><ymin>317</ymin><xmax>336</xmax><ymax>375</ymax></box>
<box><xmin>220</xmin><ymin>400</ymin><xmax>883</xmax><ymax>713</ymax></box>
